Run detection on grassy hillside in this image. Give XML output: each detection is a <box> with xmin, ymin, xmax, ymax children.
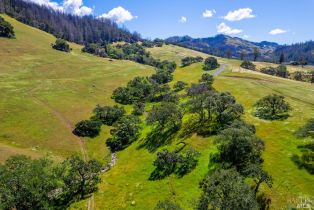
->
<box><xmin>1</xmin><ymin>16</ymin><xmax>313</xmax><ymax>210</ymax></box>
<box><xmin>0</xmin><ymin>15</ymin><xmax>154</xmax><ymax>162</ymax></box>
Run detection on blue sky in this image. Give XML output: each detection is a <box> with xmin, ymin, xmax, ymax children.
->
<box><xmin>32</xmin><ymin>0</ymin><xmax>314</xmax><ymax>44</ymax></box>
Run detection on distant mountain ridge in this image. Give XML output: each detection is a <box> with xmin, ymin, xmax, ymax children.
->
<box><xmin>165</xmin><ymin>35</ymin><xmax>314</xmax><ymax>64</ymax></box>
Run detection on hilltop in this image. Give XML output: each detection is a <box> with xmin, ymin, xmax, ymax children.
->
<box><xmin>166</xmin><ymin>34</ymin><xmax>314</xmax><ymax>64</ymax></box>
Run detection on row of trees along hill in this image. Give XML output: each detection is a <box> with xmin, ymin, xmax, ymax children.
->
<box><xmin>0</xmin><ymin>0</ymin><xmax>140</xmax><ymax>44</ymax></box>
<box><xmin>0</xmin><ymin>155</ymin><xmax>102</xmax><ymax>209</ymax></box>
<box><xmin>240</xmin><ymin>60</ymin><xmax>314</xmax><ymax>83</ymax></box>
<box><xmin>81</xmin><ymin>42</ymin><xmax>174</xmax><ymax>68</ymax></box>
<box><xmin>0</xmin><ymin>16</ymin><xmax>14</xmax><ymax>38</ymax></box>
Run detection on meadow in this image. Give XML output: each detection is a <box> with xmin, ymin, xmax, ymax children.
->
<box><xmin>1</xmin><ymin>16</ymin><xmax>313</xmax><ymax>210</ymax></box>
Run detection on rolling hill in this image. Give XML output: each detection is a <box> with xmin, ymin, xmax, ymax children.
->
<box><xmin>1</xmin><ymin>15</ymin><xmax>314</xmax><ymax>210</ymax></box>
<box><xmin>166</xmin><ymin>34</ymin><xmax>314</xmax><ymax>65</ymax></box>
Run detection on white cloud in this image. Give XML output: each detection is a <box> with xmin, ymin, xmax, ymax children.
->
<box><xmin>98</xmin><ymin>6</ymin><xmax>137</xmax><ymax>24</ymax></box>
<box><xmin>243</xmin><ymin>35</ymin><xmax>250</xmax><ymax>39</ymax></box>
<box><xmin>202</xmin><ymin>9</ymin><xmax>216</xmax><ymax>18</ymax></box>
<box><xmin>23</xmin><ymin>0</ymin><xmax>93</xmax><ymax>16</ymax></box>
<box><xmin>269</xmin><ymin>28</ymin><xmax>287</xmax><ymax>35</ymax></box>
<box><xmin>217</xmin><ymin>22</ymin><xmax>242</xmax><ymax>35</ymax></box>
<box><xmin>224</xmin><ymin>8</ymin><xmax>255</xmax><ymax>21</ymax></box>
<box><xmin>179</xmin><ymin>16</ymin><xmax>187</xmax><ymax>23</ymax></box>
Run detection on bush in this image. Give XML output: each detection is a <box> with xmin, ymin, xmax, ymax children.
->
<box><xmin>173</xmin><ymin>81</ymin><xmax>188</xmax><ymax>92</ymax></box>
<box><xmin>275</xmin><ymin>65</ymin><xmax>288</xmax><ymax>78</ymax></box>
<box><xmin>106</xmin><ymin>115</ymin><xmax>141</xmax><ymax>151</ymax></box>
<box><xmin>253</xmin><ymin>94</ymin><xmax>290</xmax><ymax>120</ymax></box>
<box><xmin>295</xmin><ymin>118</ymin><xmax>314</xmax><ymax>138</ymax></box>
<box><xmin>240</xmin><ymin>61</ymin><xmax>256</xmax><ymax>70</ymax></box>
<box><xmin>73</xmin><ymin>120</ymin><xmax>102</xmax><ymax>137</ymax></box>
<box><xmin>261</xmin><ymin>66</ymin><xmax>277</xmax><ymax>75</ymax></box>
<box><xmin>203</xmin><ymin>57</ymin><xmax>219</xmax><ymax>70</ymax></box>
<box><xmin>292</xmin><ymin>142</ymin><xmax>314</xmax><ymax>174</ymax></box>
<box><xmin>52</xmin><ymin>38</ymin><xmax>71</xmax><ymax>52</ymax></box>
<box><xmin>199</xmin><ymin>73</ymin><xmax>214</xmax><ymax>87</ymax></box>
<box><xmin>0</xmin><ymin>16</ymin><xmax>15</xmax><ymax>38</ymax></box>
<box><xmin>92</xmin><ymin>105</ymin><xmax>125</xmax><ymax>125</ymax></box>
<box><xmin>181</xmin><ymin>56</ymin><xmax>203</xmax><ymax>67</ymax></box>
<box><xmin>132</xmin><ymin>101</ymin><xmax>145</xmax><ymax>116</ymax></box>
<box><xmin>155</xmin><ymin>200</ymin><xmax>182</xmax><ymax>210</ymax></box>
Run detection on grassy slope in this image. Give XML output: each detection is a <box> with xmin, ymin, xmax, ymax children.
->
<box><xmin>1</xmin><ymin>16</ymin><xmax>313</xmax><ymax>209</ymax></box>
<box><xmin>91</xmin><ymin>45</ymin><xmax>314</xmax><ymax>209</ymax></box>
<box><xmin>0</xmin><ymin>15</ymin><xmax>154</xmax><ymax>162</ymax></box>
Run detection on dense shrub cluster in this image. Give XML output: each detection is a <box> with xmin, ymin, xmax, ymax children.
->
<box><xmin>92</xmin><ymin>105</ymin><xmax>125</xmax><ymax>126</ymax></box>
<box><xmin>82</xmin><ymin>42</ymin><xmax>176</xmax><ymax>71</ymax></box>
<box><xmin>52</xmin><ymin>38</ymin><xmax>71</xmax><ymax>52</ymax></box>
<box><xmin>292</xmin><ymin>119</ymin><xmax>314</xmax><ymax>174</ymax></box>
<box><xmin>181</xmin><ymin>56</ymin><xmax>203</xmax><ymax>67</ymax></box>
<box><xmin>240</xmin><ymin>61</ymin><xmax>256</xmax><ymax>70</ymax></box>
<box><xmin>0</xmin><ymin>16</ymin><xmax>15</xmax><ymax>38</ymax></box>
<box><xmin>173</xmin><ymin>81</ymin><xmax>188</xmax><ymax>92</ymax></box>
<box><xmin>260</xmin><ymin>65</ymin><xmax>288</xmax><ymax>78</ymax></box>
<box><xmin>142</xmin><ymin>38</ymin><xmax>165</xmax><ymax>48</ymax></box>
<box><xmin>295</xmin><ymin>118</ymin><xmax>314</xmax><ymax>138</ymax></box>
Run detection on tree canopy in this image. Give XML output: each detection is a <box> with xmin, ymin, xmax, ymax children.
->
<box><xmin>0</xmin><ymin>16</ymin><xmax>15</xmax><ymax>38</ymax></box>
<box><xmin>203</xmin><ymin>57</ymin><xmax>219</xmax><ymax>71</ymax></box>
<box><xmin>198</xmin><ymin>169</ymin><xmax>258</xmax><ymax>210</ymax></box>
<box><xmin>253</xmin><ymin>94</ymin><xmax>291</xmax><ymax>120</ymax></box>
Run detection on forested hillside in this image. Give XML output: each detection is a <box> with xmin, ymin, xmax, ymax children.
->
<box><xmin>0</xmin><ymin>0</ymin><xmax>141</xmax><ymax>44</ymax></box>
<box><xmin>166</xmin><ymin>35</ymin><xmax>314</xmax><ymax>64</ymax></box>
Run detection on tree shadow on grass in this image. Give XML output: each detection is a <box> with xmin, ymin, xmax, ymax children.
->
<box><xmin>137</xmin><ymin>126</ymin><xmax>179</xmax><ymax>153</ymax></box>
<box><xmin>179</xmin><ymin>118</ymin><xmax>218</xmax><ymax>139</ymax></box>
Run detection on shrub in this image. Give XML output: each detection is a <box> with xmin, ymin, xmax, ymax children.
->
<box><xmin>155</xmin><ymin>200</ymin><xmax>182</xmax><ymax>210</ymax></box>
<box><xmin>92</xmin><ymin>105</ymin><xmax>125</xmax><ymax>125</ymax></box>
<box><xmin>293</xmin><ymin>71</ymin><xmax>303</xmax><ymax>81</ymax></box>
<box><xmin>199</xmin><ymin>73</ymin><xmax>214</xmax><ymax>87</ymax></box>
<box><xmin>173</xmin><ymin>81</ymin><xmax>188</xmax><ymax>92</ymax></box>
<box><xmin>275</xmin><ymin>65</ymin><xmax>288</xmax><ymax>78</ymax></box>
<box><xmin>73</xmin><ymin>120</ymin><xmax>102</xmax><ymax>137</ymax></box>
<box><xmin>253</xmin><ymin>94</ymin><xmax>290</xmax><ymax>120</ymax></box>
<box><xmin>132</xmin><ymin>101</ymin><xmax>145</xmax><ymax>116</ymax></box>
<box><xmin>292</xmin><ymin>142</ymin><xmax>314</xmax><ymax>174</ymax></box>
<box><xmin>0</xmin><ymin>16</ymin><xmax>15</xmax><ymax>38</ymax></box>
<box><xmin>295</xmin><ymin>118</ymin><xmax>314</xmax><ymax>138</ymax></box>
<box><xmin>52</xmin><ymin>38</ymin><xmax>71</xmax><ymax>52</ymax></box>
<box><xmin>181</xmin><ymin>56</ymin><xmax>203</xmax><ymax>67</ymax></box>
<box><xmin>203</xmin><ymin>57</ymin><xmax>219</xmax><ymax>70</ymax></box>
<box><xmin>240</xmin><ymin>61</ymin><xmax>256</xmax><ymax>70</ymax></box>
<box><xmin>261</xmin><ymin>66</ymin><xmax>277</xmax><ymax>75</ymax></box>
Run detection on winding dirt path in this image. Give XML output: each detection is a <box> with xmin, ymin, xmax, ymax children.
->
<box><xmin>28</xmin><ymin>89</ymin><xmax>93</xmax><ymax>209</ymax></box>
<box><xmin>213</xmin><ymin>64</ymin><xmax>226</xmax><ymax>76</ymax></box>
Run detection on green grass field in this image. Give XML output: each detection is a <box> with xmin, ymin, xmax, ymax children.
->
<box><xmin>1</xmin><ymin>16</ymin><xmax>313</xmax><ymax>210</ymax></box>
<box><xmin>0</xmin><ymin>15</ymin><xmax>154</xmax><ymax>163</ymax></box>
